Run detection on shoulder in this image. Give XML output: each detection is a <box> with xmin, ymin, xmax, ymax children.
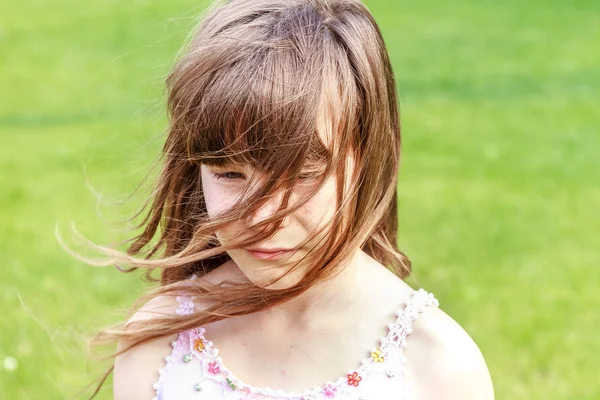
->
<box><xmin>113</xmin><ymin>294</ymin><xmax>181</xmax><ymax>400</ymax></box>
<box><xmin>404</xmin><ymin>299</ymin><xmax>495</xmax><ymax>400</ymax></box>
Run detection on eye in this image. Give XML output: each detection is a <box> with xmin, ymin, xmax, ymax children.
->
<box><xmin>297</xmin><ymin>168</ymin><xmax>323</xmax><ymax>181</ymax></box>
<box><xmin>213</xmin><ymin>172</ymin><xmax>246</xmax><ymax>180</ymax></box>
<box><xmin>297</xmin><ymin>172</ymin><xmax>313</xmax><ymax>180</ymax></box>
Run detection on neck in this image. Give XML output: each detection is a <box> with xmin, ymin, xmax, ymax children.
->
<box><xmin>255</xmin><ymin>247</ymin><xmax>371</xmax><ymax>327</ymax></box>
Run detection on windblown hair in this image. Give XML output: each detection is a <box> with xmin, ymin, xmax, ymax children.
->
<box><xmin>80</xmin><ymin>0</ymin><xmax>411</xmax><ymax>396</ymax></box>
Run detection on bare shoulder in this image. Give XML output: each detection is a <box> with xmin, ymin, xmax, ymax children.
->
<box><xmin>113</xmin><ymin>294</ymin><xmax>180</xmax><ymax>400</ymax></box>
<box><xmin>112</xmin><ymin>271</ymin><xmax>229</xmax><ymax>400</ymax></box>
<box><xmin>404</xmin><ymin>302</ymin><xmax>495</xmax><ymax>400</ymax></box>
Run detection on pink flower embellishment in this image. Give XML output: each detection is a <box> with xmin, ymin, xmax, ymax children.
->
<box><xmin>208</xmin><ymin>361</ymin><xmax>221</xmax><ymax>375</ymax></box>
<box><xmin>322</xmin><ymin>383</ymin><xmax>338</xmax><ymax>398</ymax></box>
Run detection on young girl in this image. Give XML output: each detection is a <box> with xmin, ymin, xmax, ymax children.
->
<box><xmin>86</xmin><ymin>0</ymin><xmax>494</xmax><ymax>399</ymax></box>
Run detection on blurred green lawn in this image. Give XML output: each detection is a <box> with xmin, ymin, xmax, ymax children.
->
<box><xmin>1</xmin><ymin>0</ymin><xmax>599</xmax><ymax>399</ymax></box>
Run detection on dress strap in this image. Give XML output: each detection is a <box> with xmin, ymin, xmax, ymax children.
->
<box><xmin>382</xmin><ymin>288</ymin><xmax>439</xmax><ymax>352</ymax></box>
<box><xmin>175</xmin><ymin>295</ymin><xmax>195</xmax><ymax>316</ymax></box>
<box><xmin>174</xmin><ymin>274</ymin><xmax>198</xmax><ymax>316</ymax></box>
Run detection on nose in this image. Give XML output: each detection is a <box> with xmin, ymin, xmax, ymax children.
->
<box><xmin>246</xmin><ymin>190</ymin><xmax>289</xmax><ymax>228</ymax></box>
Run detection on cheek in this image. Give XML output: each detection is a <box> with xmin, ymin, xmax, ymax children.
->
<box><xmin>297</xmin><ymin>178</ymin><xmax>337</xmax><ymax>231</ymax></box>
<box><xmin>299</xmin><ymin>154</ymin><xmax>356</xmax><ymax>232</ymax></box>
<box><xmin>201</xmin><ymin>175</ymin><xmax>239</xmax><ymax>220</ymax></box>
<box><xmin>201</xmin><ymin>178</ymin><xmax>242</xmax><ymax>246</ymax></box>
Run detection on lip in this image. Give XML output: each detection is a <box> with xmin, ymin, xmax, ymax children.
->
<box><xmin>246</xmin><ymin>247</ymin><xmax>295</xmax><ymax>260</ymax></box>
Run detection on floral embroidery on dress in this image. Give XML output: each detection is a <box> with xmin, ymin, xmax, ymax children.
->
<box><xmin>194</xmin><ymin>338</ymin><xmax>205</xmax><ymax>352</ymax></box>
<box><xmin>322</xmin><ymin>383</ymin><xmax>337</xmax><ymax>398</ymax></box>
<box><xmin>208</xmin><ymin>361</ymin><xmax>221</xmax><ymax>375</ymax></box>
<box><xmin>346</xmin><ymin>371</ymin><xmax>362</xmax><ymax>387</ymax></box>
<box><xmin>370</xmin><ymin>348</ymin><xmax>385</xmax><ymax>363</ymax></box>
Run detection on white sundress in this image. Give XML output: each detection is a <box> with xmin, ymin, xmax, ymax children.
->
<box><xmin>153</xmin><ymin>288</ymin><xmax>439</xmax><ymax>400</ymax></box>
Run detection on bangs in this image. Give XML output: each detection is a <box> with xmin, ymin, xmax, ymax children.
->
<box><xmin>188</xmin><ymin>43</ymin><xmax>334</xmax><ymax>175</ymax></box>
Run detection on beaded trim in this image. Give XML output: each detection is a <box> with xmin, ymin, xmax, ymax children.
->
<box><xmin>152</xmin><ymin>333</ymin><xmax>182</xmax><ymax>400</ymax></box>
<box><xmin>157</xmin><ymin>288</ymin><xmax>438</xmax><ymax>399</ymax></box>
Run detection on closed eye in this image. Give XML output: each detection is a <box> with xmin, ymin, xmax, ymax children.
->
<box><xmin>213</xmin><ymin>172</ymin><xmax>246</xmax><ymax>180</ymax></box>
<box><xmin>297</xmin><ymin>173</ymin><xmax>314</xmax><ymax>180</ymax></box>
<box><xmin>297</xmin><ymin>169</ymin><xmax>324</xmax><ymax>180</ymax></box>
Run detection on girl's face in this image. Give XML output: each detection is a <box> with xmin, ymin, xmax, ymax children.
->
<box><xmin>200</xmin><ymin>159</ymin><xmax>352</xmax><ymax>289</ymax></box>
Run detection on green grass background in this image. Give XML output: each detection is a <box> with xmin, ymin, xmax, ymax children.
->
<box><xmin>1</xmin><ymin>0</ymin><xmax>599</xmax><ymax>398</ymax></box>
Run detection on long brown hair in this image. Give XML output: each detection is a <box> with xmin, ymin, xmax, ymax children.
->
<box><xmin>74</xmin><ymin>0</ymin><xmax>411</xmax><ymax>396</ymax></box>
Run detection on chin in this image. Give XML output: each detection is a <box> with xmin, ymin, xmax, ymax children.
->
<box><xmin>230</xmin><ymin>251</ymin><xmax>305</xmax><ymax>290</ymax></box>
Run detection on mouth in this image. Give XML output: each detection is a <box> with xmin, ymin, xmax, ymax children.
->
<box><xmin>246</xmin><ymin>247</ymin><xmax>296</xmax><ymax>260</ymax></box>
